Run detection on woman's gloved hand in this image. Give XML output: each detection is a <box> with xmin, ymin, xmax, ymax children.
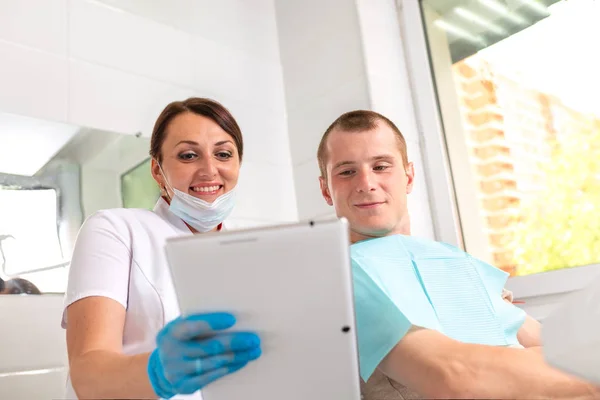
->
<box><xmin>148</xmin><ymin>312</ymin><xmax>261</xmax><ymax>398</ymax></box>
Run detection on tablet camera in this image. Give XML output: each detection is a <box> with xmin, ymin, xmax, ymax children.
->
<box><xmin>341</xmin><ymin>326</ymin><xmax>351</xmax><ymax>333</ymax></box>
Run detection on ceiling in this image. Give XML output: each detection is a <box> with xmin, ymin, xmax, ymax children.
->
<box><xmin>422</xmin><ymin>0</ymin><xmax>562</xmax><ymax>62</ymax></box>
<box><xmin>425</xmin><ymin>0</ymin><xmax>469</xmax><ymax>15</ymax></box>
<box><xmin>0</xmin><ymin>113</ymin><xmax>81</xmax><ymax>177</ymax></box>
<box><xmin>0</xmin><ymin>111</ymin><xmax>150</xmax><ymax>180</ymax></box>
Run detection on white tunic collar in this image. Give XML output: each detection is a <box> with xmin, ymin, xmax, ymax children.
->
<box><xmin>152</xmin><ymin>197</ymin><xmax>193</xmax><ymax>235</ymax></box>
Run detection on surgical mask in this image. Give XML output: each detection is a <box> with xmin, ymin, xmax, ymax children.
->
<box><xmin>158</xmin><ymin>163</ymin><xmax>236</xmax><ymax>232</ymax></box>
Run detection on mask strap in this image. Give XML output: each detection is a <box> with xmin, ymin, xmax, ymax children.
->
<box><xmin>157</xmin><ymin>161</ymin><xmax>174</xmax><ymax>201</ymax></box>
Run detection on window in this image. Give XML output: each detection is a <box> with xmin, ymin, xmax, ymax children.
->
<box><xmin>415</xmin><ymin>0</ymin><xmax>600</xmax><ymax>276</ymax></box>
<box><xmin>0</xmin><ymin>187</ymin><xmax>68</xmax><ymax>293</ymax></box>
<box><xmin>121</xmin><ymin>158</ymin><xmax>161</xmax><ymax>210</ymax></box>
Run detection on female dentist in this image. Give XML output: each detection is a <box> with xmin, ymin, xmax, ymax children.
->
<box><xmin>62</xmin><ymin>98</ymin><xmax>261</xmax><ymax>399</ymax></box>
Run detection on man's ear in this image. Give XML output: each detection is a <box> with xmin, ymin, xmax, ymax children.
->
<box><xmin>405</xmin><ymin>162</ymin><xmax>415</xmax><ymax>194</ymax></box>
<box><xmin>319</xmin><ymin>176</ymin><xmax>333</xmax><ymax>206</ymax></box>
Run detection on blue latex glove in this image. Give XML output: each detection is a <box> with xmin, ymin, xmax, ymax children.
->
<box><xmin>148</xmin><ymin>312</ymin><xmax>261</xmax><ymax>398</ymax></box>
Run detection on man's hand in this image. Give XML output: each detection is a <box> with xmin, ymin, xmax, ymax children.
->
<box><xmin>502</xmin><ymin>295</ymin><xmax>542</xmax><ymax>348</ymax></box>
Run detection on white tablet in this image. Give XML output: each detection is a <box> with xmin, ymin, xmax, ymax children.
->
<box><xmin>164</xmin><ymin>217</ymin><xmax>361</xmax><ymax>400</ymax></box>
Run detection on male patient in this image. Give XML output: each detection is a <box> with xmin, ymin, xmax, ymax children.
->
<box><xmin>316</xmin><ymin>110</ymin><xmax>600</xmax><ymax>399</ymax></box>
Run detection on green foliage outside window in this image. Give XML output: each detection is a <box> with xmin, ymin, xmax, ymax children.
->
<box><xmin>121</xmin><ymin>158</ymin><xmax>161</xmax><ymax>210</ymax></box>
<box><xmin>512</xmin><ymin>123</ymin><xmax>600</xmax><ymax>275</ymax></box>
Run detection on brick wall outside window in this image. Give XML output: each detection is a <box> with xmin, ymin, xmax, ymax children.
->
<box><xmin>453</xmin><ymin>55</ymin><xmax>600</xmax><ymax>275</ymax></box>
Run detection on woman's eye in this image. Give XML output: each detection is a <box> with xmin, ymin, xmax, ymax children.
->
<box><xmin>178</xmin><ymin>152</ymin><xmax>197</xmax><ymax>161</ymax></box>
<box><xmin>216</xmin><ymin>151</ymin><xmax>233</xmax><ymax>159</ymax></box>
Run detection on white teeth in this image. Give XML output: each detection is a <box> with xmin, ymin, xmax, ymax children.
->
<box><xmin>192</xmin><ymin>185</ymin><xmax>220</xmax><ymax>193</ymax></box>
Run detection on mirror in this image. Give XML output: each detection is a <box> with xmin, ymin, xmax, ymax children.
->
<box><xmin>0</xmin><ymin>111</ymin><xmax>159</xmax><ymax>294</ymax></box>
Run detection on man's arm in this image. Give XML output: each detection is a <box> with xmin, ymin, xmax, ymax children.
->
<box><xmin>378</xmin><ymin>327</ymin><xmax>599</xmax><ymax>399</ymax></box>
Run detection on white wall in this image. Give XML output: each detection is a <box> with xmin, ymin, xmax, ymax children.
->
<box><xmin>0</xmin><ymin>0</ymin><xmax>297</xmax><ymax>228</ymax></box>
<box><xmin>0</xmin><ymin>1</ymin><xmax>296</xmax><ymax>397</ymax></box>
<box><xmin>356</xmin><ymin>0</ymin><xmax>434</xmax><ymax>239</ymax></box>
<box><xmin>0</xmin><ymin>295</ymin><xmax>67</xmax><ymax>399</ymax></box>
<box><xmin>275</xmin><ymin>0</ymin><xmax>370</xmax><ymax>222</ymax></box>
<box><xmin>275</xmin><ymin>0</ymin><xmax>435</xmax><ymax>238</ymax></box>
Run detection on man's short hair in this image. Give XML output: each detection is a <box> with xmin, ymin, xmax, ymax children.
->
<box><xmin>317</xmin><ymin>110</ymin><xmax>409</xmax><ymax>178</ymax></box>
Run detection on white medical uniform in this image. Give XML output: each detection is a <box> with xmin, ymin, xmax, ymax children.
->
<box><xmin>61</xmin><ymin>197</ymin><xmax>210</xmax><ymax>400</ymax></box>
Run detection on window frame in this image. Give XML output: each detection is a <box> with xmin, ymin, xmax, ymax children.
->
<box><xmin>119</xmin><ymin>156</ymin><xmax>160</xmax><ymax>210</ymax></box>
<box><xmin>395</xmin><ymin>0</ymin><xmax>600</xmax><ymax>304</ymax></box>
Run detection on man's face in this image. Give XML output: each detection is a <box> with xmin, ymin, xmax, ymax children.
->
<box><xmin>319</xmin><ymin>123</ymin><xmax>414</xmax><ymax>242</ymax></box>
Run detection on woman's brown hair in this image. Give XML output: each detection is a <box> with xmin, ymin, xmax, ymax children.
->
<box><xmin>150</xmin><ymin>97</ymin><xmax>244</xmax><ymax>163</ymax></box>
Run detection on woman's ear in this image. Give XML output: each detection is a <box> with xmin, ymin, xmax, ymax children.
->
<box><xmin>150</xmin><ymin>158</ymin><xmax>165</xmax><ymax>192</ymax></box>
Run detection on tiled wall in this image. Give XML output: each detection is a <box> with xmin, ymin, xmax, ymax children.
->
<box><xmin>0</xmin><ymin>0</ymin><xmax>297</xmax><ymax>227</ymax></box>
<box><xmin>274</xmin><ymin>0</ymin><xmax>370</xmax><ymax>221</ymax></box>
<box><xmin>0</xmin><ymin>295</ymin><xmax>67</xmax><ymax>399</ymax></box>
<box><xmin>356</xmin><ymin>0</ymin><xmax>434</xmax><ymax>240</ymax></box>
<box><xmin>275</xmin><ymin>0</ymin><xmax>435</xmax><ymax>239</ymax></box>
<box><xmin>0</xmin><ymin>1</ymin><xmax>295</xmax><ymax>397</ymax></box>
<box><xmin>0</xmin><ymin>0</ymin><xmax>435</xmax><ymax>234</ymax></box>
